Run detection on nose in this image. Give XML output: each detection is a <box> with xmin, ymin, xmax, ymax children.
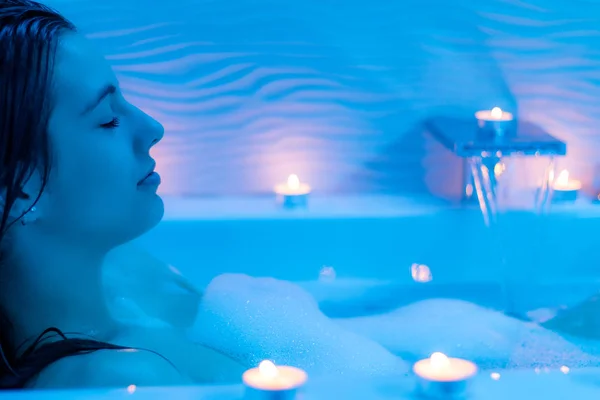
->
<box><xmin>134</xmin><ymin>107</ymin><xmax>164</xmax><ymax>151</ymax></box>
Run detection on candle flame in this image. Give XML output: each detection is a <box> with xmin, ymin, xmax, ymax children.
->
<box><xmin>258</xmin><ymin>360</ymin><xmax>279</xmax><ymax>379</ymax></box>
<box><xmin>287</xmin><ymin>174</ymin><xmax>300</xmax><ymax>190</ymax></box>
<box><xmin>557</xmin><ymin>170</ymin><xmax>569</xmax><ymax>185</ymax></box>
<box><xmin>490</xmin><ymin>107</ymin><xmax>503</xmax><ymax>119</ymax></box>
<box><xmin>430</xmin><ymin>352</ymin><xmax>450</xmax><ymax>369</ymax></box>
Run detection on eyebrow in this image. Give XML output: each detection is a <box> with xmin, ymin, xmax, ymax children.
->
<box><xmin>80</xmin><ymin>84</ymin><xmax>117</xmax><ymax>115</ymax></box>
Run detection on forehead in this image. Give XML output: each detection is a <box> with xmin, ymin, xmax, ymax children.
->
<box><xmin>51</xmin><ymin>33</ymin><xmax>116</xmax><ymax>111</ymax></box>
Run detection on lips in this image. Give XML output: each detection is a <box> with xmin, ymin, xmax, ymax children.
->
<box><xmin>138</xmin><ymin>162</ymin><xmax>156</xmax><ymax>184</ymax></box>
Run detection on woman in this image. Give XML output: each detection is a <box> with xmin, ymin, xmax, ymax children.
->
<box><xmin>2</xmin><ymin>0</ymin><xmax>597</xmax><ymax>390</ymax></box>
<box><xmin>0</xmin><ymin>1</ymin><xmax>411</xmax><ymax>388</ymax></box>
<box><xmin>0</xmin><ymin>0</ymin><xmax>246</xmax><ymax>388</ymax></box>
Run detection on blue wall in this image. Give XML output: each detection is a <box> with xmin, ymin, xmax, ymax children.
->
<box><xmin>48</xmin><ymin>0</ymin><xmax>600</xmax><ymax>198</ymax></box>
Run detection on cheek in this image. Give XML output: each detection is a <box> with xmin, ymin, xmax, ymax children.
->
<box><xmin>46</xmin><ymin>139</ymin><xmax>137</xmax><ymax>220</ymax></box>
<box><xmin>63</xmin><ymin>137</ymin><xmax>134</xmax><ymax>184</ymax></box>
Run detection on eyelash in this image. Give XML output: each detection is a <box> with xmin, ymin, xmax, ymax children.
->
<box><xmin>101</xmin><ymin>117</ymin><xmax>120</xmax><ymax>129</ymax></box>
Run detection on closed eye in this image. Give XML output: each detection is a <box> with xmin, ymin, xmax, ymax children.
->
<box><xmin>101</xmin><ymin>117</ymin><xmax>120</xmax><ymax>129</ymax></box>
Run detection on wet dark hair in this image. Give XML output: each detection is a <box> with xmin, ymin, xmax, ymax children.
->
<box><xmin>0</xmin><ymin>0</ymin><xmax>127</xmax><ymax>389</ymax></box>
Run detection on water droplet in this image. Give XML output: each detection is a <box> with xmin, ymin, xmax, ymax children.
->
<box><xmin>319</xmin><ymin>266</ymin><xmax>336</xmax><ymax>282</ymax></box>
<box><xmin>411</xmin><ymin>264</ymin><xmax>432</xmax><ymax>282</ymax></box>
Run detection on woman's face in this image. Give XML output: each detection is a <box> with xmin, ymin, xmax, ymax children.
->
<box><xmin>34</xmin><ymin>32</ymin><xmax>165</xmax><ymax>248</ymax></box>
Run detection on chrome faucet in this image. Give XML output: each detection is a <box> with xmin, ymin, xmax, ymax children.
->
<box><xmin>426</xmin><ymin>116</ymin><xmax>566</xmax><ymax>225</ymax></box>
<box><xmin>426</xmin><ymin>116</ymin><xmax>566</xmax><ymax>316</ymax></box>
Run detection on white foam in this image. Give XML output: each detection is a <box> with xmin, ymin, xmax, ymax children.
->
<box><xmin>107</xmin><ymin>268</ymin><xmax>600</xmax><ymax>374</ymax></box>
<box><xmin>336</xmin><ymin>298</ymin><xmax>600</xmax><ymax>369</ymax></box>
<box><xmin>189</xmin><ymin>274</ymin><xmax>409</xmax><ymax>377</ymax></box>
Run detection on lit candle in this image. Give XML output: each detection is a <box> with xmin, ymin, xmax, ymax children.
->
<box><xmin>274</xmin><ymin>174</ymin><xmax>311</xmax><ymax>208</ymax></box>
<box><xmin>476</xmin><ymin>107</ymin><xmax>513</xmax><ymax>122</ymax></box>
<box><xmin>475</xmin><ymin>106</ymin><xmax>515</xmax><ymax>138</ymax></box>
<box><xmin>552</xmin><ymin>169</ymin><xmax>581</xmax><ymax>202</ymax></box>
<box><xmin>413</xmin><ymin>352</ymin><xmax>477</xmax><ymax>398</ymax></box>
<box><xmin>242</xmin><ymin>360</ymin><xmax>307</xmax><ymax>400</ymax></box>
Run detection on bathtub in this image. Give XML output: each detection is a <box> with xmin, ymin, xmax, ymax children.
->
<box><xmin>136</xmin><ymin>195</ymin><xmax>600</xmax><ymax>316</ymax></box>
<box><xmin>3</xmin><ymin>369</ymin><xmax>600</xmax><ymax>399</ymax></box>
<box><xmin>4</xmin><ymin>194</ymin><xmax>600</xmax><ymax>399</ymax></box>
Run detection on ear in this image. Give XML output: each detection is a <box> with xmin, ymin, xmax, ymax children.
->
<box><xmin>0</xmin><ymin>180</ymin><xmax>40</xmax><ymax>222</ymax></box>
<box><xmin>18</xmin><ymin>168</ymin><xmax>44</xmax><ymax>202</ymax></box>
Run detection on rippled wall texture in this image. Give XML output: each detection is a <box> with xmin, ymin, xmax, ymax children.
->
<box><xmin>48</xmin><ymin>0</ymin><xmax>600</xmax><ymax>198</ymax></box>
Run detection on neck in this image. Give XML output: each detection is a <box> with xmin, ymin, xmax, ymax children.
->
<box><xmin>2</xmin><ymin>228</ymin><xmax>117</xmax><ymax>347</ymax></box>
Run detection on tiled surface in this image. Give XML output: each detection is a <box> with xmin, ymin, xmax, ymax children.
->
<box><xmin>45</xmin><ymin>0</ymin><xmax>600</xmax><ymax>197</ymax></box>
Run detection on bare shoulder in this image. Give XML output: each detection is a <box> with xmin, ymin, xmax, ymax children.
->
<box><xmin>32</xmin><ymin>348</ymin><xmax>188</xmax><ymax>389</ymax></box>
<box><xmin>123</xmin><ymin>327</ymin><xmax>247</xmax><ymax>383</ymax></box>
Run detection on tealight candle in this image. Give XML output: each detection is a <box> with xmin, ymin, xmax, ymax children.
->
<box><xmin>413</xmin><ymin>352</ymin><xmax>477</xmax><ymax>398</ymax></box>
<box><xmin>274</xmin><ymin>174</ymin><xmax>311</xmax><ymax>208</ymax></box>
<box><xmin>552</xmin><ymin>169</ymin><xmax>581</xmax><ymax>202</ymax></box>
<box><xmin>475</xmin><ymin>106</ymin><xmax>515</xmax><ymax>138</ymax></box>
<box><xmin>242</xmin><ymin>360</ymin><xmax>307</xmax><ymax>400</ymax></box>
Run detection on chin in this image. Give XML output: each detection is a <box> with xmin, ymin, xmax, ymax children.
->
<box><xmin>144</xmin><ymin>193</ymin><xmax>165</xmax><ymax>230</ymax></box>
<box><xmin>124</xmin><ymin>193</ymin><xmax>164</xmax><ymax>243</ymax></box>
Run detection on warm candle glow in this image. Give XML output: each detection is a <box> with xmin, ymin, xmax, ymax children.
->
<box><xmin>490</xmin><ymin>107</ymin><xmax>503</xmax><ymax>119</ymax></box>
<box><xmin>287</xmin><ymin>174</ymin><xmax>300</xmax><ymax>190</ymax></box>
<box><xmin>274</xmin><ymin>174</ymin><xmax>311</xmax><ymax>198</ymax></box>
<box><xmin>553</xmin><ymin>169</ymin><xmax>582</xmax><ymax>192</ymax></box>
<box><xmin>430</xmin><ymin>352</ymin><xmax>450</xmax><ymax>369</ymax></box>
<box><xmin>475</xmin><ymin>107</ymin><xmax>513</xmax><ymax>122</ymax></box>
<box><xmin>243</xmin><ymin>361</ymin><xmax>308</xmax><ymax>391</ymax></box>
<box><xmin>556</xmin><ymin>170</ymin><xmax>569</xmax><ymax>186</ymax></box>
<box><xmin>258</xmin><ymin>360</ymin><xmax>279</xmax><ymax>379</ymax></box>
<box><xmin>413</xmin><ymin>352</ymin><xmax>477</xmax><ymax>382</ymax></box>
